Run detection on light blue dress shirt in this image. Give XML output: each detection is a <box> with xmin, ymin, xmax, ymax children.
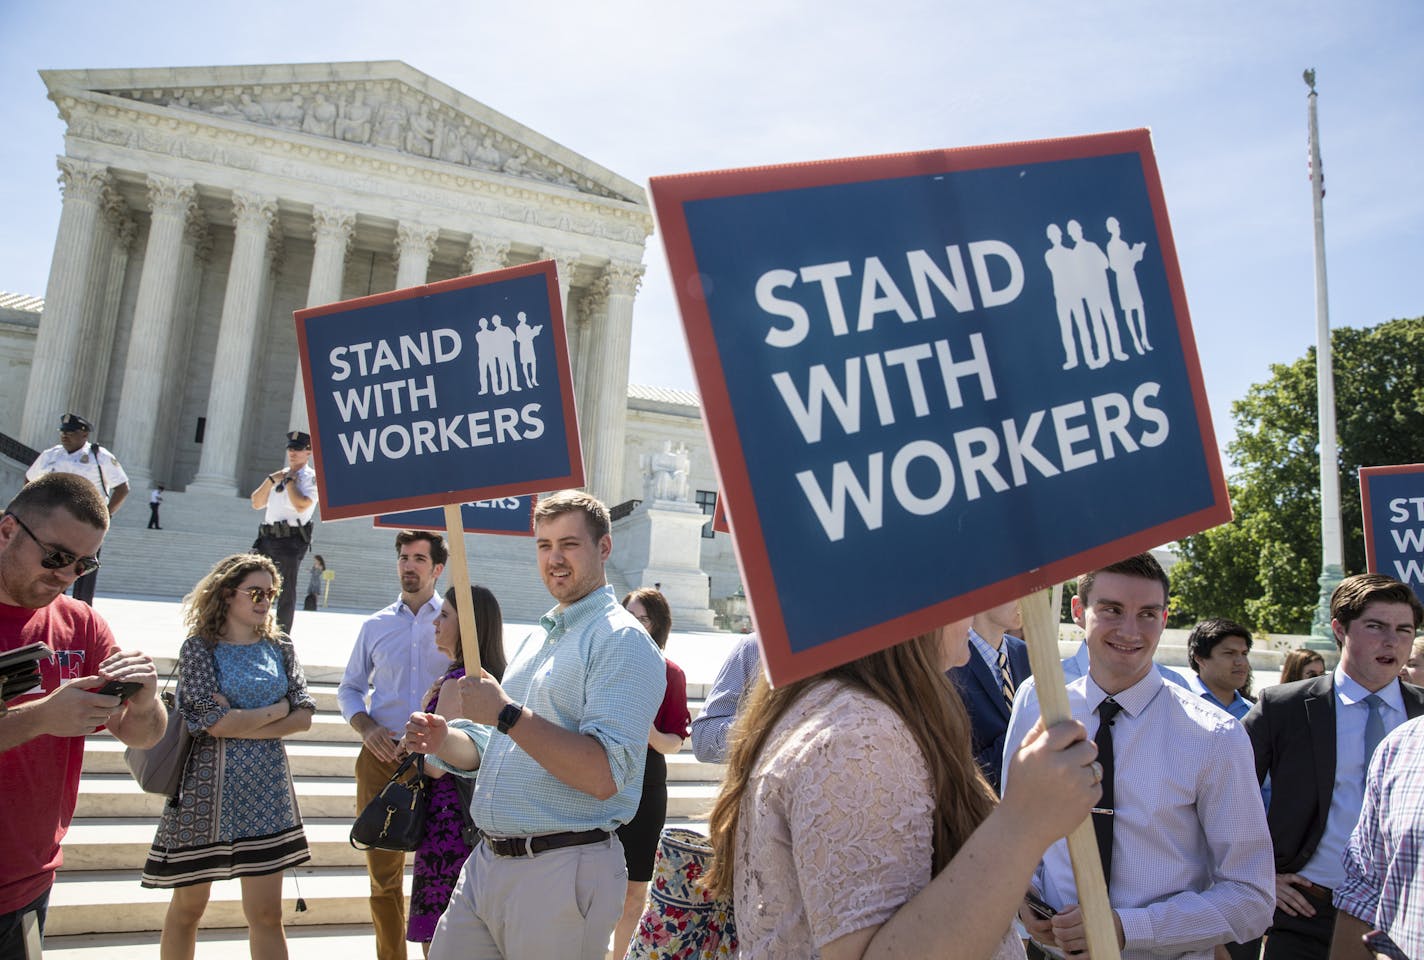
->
<box><xmin>1300</xmin><ymin>667</ymin><xmax>1409</xmax><ymax>889</ymax></box>
<box><xmin>435</xmin><ymin>584</ymin><xmax>666</xmax><ymax>837</ymax></box>
<box><xmin>1187</xmin><ymin>673</ymin><xmax>1252</xmax><ymax>720</ymax></box>
<box><xmin>337</xmin><ymin>594</ymin><xmax>446</xmax><ymax>734</ymax></box>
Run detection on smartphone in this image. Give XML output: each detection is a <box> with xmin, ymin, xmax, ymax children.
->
<box><xmin>1024</xmin><ymin>890</ymin><xmax>1057</xmax><ymax>920</ymax></box>
<box><xmin>97</xmin><ymin>679</ymin><xmax>143</xmax><ymax>701</ymax></box>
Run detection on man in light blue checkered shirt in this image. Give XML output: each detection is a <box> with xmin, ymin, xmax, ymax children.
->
<box><xmin>406</xmin><ymin>490</ymin><xmax>666</xmax><ymax>960</ymax></box>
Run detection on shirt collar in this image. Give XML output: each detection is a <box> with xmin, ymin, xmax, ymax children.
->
<box><xmin>968</xmin><ymin>627</ymin><xmax>1004</xmax><ymax>659</ymax></box>
<box><xmin>1084</xmin><ymin>666</ymin><xmax>1164</xmax><ymax>719</ymax></box>
<box><xmin>539</xmin><ymin>583</ymin><xmax>615</xmax><ymax>636</ymax></box>
<box><xmin>1335</xmin><ymin>664</ymin><xmax>1407</xmax><ymax>714</ymax></box>
<box><xmin>1187</xmin><ymin>672</ymin><xmax>1247</xmax><ymax>710</ymax></box>
<box><xmin>393</xmin><ymin>592</ymin><xmax>441</xmax><ymax>620</ymax></box>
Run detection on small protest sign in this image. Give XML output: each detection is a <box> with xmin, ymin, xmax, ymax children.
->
<box><xmin>711</xmin><ymin>492</ymin><xmax>730</xmax><ymax>534</ymax></box>
<box><xmin>295</xmin><ymin>261</ymin><xmax>581</xmax><ymax>520</ymax></box>
<box><xmin>374</xmin><ymin>496</ymin><xmax>537</xmax><ymax>537</ymax></box>
<box><xmin>1360</xmin><ymin>463</ymin><xmax>1424</xmax><ymax>604</ymax></box>
<box><xmin>651</xmin><ymin>129</ymin><xmax>1230</xmax><ymax>686</ymax></box>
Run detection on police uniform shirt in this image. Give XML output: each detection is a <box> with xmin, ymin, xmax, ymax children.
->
<box><xmin>264</xmin><ymin>464</ymin><xmax>318</xmax><ymax>526</ymax></box>
<box><xmin>26</xmin><ymin>443</ymin><xmax>129</xmax><ymax>498</ymax></box>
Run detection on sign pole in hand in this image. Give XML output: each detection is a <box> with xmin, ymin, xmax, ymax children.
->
<box><xmin>1020</xmin><ymin>585</ymin><xmax>1120</xmax><ymax>960</ymax></box>
<box><xmin>443</xmin><ymin>503</ymin><xmax>481</xmax><ymax>674</ymax></box>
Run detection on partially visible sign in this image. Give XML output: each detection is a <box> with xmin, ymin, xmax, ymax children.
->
<box><xmin>296</xmin><ymin>261</ymin><xmax>581</xmax><ymax>520</ymax></box>
<box><xmin>712</xmin><ymin>492</ymin><xmax>731</xmax><ymax>534</ymax></box>
<box><xmin>374</xmin><ymin>496</ymin><xmax>538</xmax><ymax>537</ymax></box>
<box><xmin>1360</xmin><ymin>463</ymin><xmax>1424</xmax><ymax>604</ymax></box>
<box><xmin>651</xmin><ymin>129</ymin><xmax>1230</xmax><ymax>685</ymax></box>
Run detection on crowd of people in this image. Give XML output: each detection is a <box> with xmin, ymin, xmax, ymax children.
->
<box><xmin>3</xmin><ymin>464</ymin><xmax>1423</xmax><ymax>960</ymax></box>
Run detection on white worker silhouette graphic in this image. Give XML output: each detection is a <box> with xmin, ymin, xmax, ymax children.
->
<box><xmin>475</xmin><ymin>317</ymin><xmax>498</xmax><ymax>395</ymax></box>
<box><xmin>1066</xmin><ymin>219</ymin><xmax>1130</xmax><ymax>364</ymax></box>
<box><xmin>514</xmin><ymin>311</ymin><xmax>544</xmax><ymax>387</ymax></box>
<box><xmin>1106</xmin><ymin>216</ymin><xmax>1150</xmax><ymax>353</ymax></box>
<box><xmin>489</xmin><ymin>315</ymin><xmax>520</xmax><ymax>395</ymax></box>
<box><xmin>1044</xmin><ymin>224</ymin><xmax>1103</xmax><ymax>370</ymax></box>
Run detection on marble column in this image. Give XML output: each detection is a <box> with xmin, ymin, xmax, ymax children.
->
<box><xmin>573</xmin><ymin>284</ymin><xmax>606</xmax><ymax>482</ymax></box>
<box><xmin>153</xmin><ymin>219</ymin><xmax>211</xmax><ymax>485</ymax></box>
<box><xmin>541</xmin><ymin>246</ymin><xmax>581</xmax><ymax>371</ymax></box>
<box><xmin>586</xmin><ymin>263</ymin><xmax>642</xmax><ymax>502</ymax></box>
<box><xmin>188</xmin><ymin>191</ymin><xmax>277</xmax><ymax>494</ymax></box>
<box><xmin>288</xmin><ymin>206</ymin><xmax>355</xmax><ymax>431</ymax></box>
<box><xmin>20</xmin><ymin>157</ymin><xmax>111</xmax><ymax>447</ymax></box>
<box><xmin>112</xmin><ymin>176</ymin><xmax>198</xmax><ymax>485</ymax></box>
<box><xmin>463</xmin><ymin>236</ymin><xmax>509</xmax><ymax>276</ymax></box>
<box><xmin>75</xmin><ymin>191</ymin><xmax>136</xmax><ymax>421</ymax></box>
<box><xmin>394</xmin><ymin>221</ymin><xmax>439</xmax><ymax>289</ymax></box>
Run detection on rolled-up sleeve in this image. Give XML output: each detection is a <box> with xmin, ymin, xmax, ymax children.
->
<box><xmin>423</xmin><ymin>718</ymin><xmax>494</xmax><ymax>778</ymax></box>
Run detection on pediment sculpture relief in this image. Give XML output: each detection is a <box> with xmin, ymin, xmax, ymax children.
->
<box><xmin>107</xmin><ymin>83</ymin><xmax>620</xmax><ymax>201</ymax></box>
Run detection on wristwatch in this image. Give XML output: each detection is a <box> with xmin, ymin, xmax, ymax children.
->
<box><xmin>497</xmin><ymin>702</ymin><xmax>524</xmax><ymax>735</ymax></box>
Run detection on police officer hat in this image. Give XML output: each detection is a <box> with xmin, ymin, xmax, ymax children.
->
<box><xmin>285</xmin><ymin>431</ymin><xmax>312</xmax><ymax>450</ymax></box>
<box><xmin>59</xmin><ymin>414</ymin><xmax>93</xmax><ymax>433</ymax></box>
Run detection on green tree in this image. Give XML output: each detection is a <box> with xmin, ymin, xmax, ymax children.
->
<box><xmin>1170</xmin><ymin>316</ymin><xmax>1424</xmax><ymax>633</ymax></box>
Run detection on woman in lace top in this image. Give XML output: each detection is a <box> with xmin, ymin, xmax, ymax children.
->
<box><xmin>708</xmin><ymin>619</ymin><xmax>1101</xmax><ymax>960</ymax></box>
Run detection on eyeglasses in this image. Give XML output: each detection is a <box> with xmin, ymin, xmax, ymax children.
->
<box><xmin>241</xmin><ymin>587</ymin><xmax>280</xmax><ymax>603</ymax></box>
<box><xmin>4</xmin><ymin>512</ymin><xmax>101</xmax><ymax>577</ymax></box>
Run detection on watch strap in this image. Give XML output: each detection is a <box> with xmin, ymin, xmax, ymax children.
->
<box><xmin>497</xmin><ymin>702</ymin><xmax>523</xmax><ymax>734</ymax></box>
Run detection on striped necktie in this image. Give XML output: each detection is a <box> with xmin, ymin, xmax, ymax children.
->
<box><xmin>998</xmin><ymin>646</ymin><xmax>1015</xmax><ymax>712</ymax></box>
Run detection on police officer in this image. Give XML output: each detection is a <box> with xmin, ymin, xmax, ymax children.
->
<box><xmin>249</xmin><ymin>430</ymin><xmax>317</xmax><ymax>636</ymax></box>
<box><xmin>25</xmin><ymin>413</ymin><xmax>129</xmax><ymax>605</ymax></box>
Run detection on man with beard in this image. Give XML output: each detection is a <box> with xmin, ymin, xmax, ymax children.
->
<box><xmin>337</xmin><ymin>530</ymin><xmax>448</xmax><ymax>960</ymax></box>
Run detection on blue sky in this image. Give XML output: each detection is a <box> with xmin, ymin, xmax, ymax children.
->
<box><xmin>1</xmin><ymin>0</ymin><xmax>1419</xmax><ymax>458</ymax></box>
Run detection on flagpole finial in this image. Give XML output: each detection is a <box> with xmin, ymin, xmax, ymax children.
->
<box><xmin>1304</xmin><ymin>68</ymin><xmax>1317</xmax><ymax>93</ymax></box>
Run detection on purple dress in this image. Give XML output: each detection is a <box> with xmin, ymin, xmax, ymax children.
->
<box><xmin>407</xmin><ymin>666</ymin><xmax>474</xmax><ymax>943</ymax></box>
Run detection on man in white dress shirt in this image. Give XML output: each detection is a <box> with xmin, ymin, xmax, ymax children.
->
<box><xmin>25</xmin><ymin>414</ymin><xmax>128</xmax><ymax>605</ymax></box>
<box><xmin>1004</xmin><ymin>552</ymin><xmax>1274</xmax><ymax>959</ymax></box>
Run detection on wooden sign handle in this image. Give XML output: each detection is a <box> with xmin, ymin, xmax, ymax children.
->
<box><xmin>1019</xmin><ymin>586</ymin><xmax>1120</xmax><ymax>960</ymax></box>
<box><xmin>443</xmin><ymin>504</ymin><xmax>481</xmax><ymax>674</ymax></box>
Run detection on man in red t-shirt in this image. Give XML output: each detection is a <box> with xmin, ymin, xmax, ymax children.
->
<box><xmin>0</xmin><ymin>473</ymin><xmax>167</xmax><ymax>955</ymax></box>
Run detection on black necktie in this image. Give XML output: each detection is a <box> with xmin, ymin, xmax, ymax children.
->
<box><xmin>1094</xmin><ymin>697</ymin><xmax>1123</xmax><ymax>888</ymax></box>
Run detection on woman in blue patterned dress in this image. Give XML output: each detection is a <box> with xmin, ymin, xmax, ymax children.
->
<box><xmin>406</xmin><ymin>583</ymin><xmax>508</xmax><ymax>954</ymax></box>
<box><xmin>141</xmin><ymin>553</ymin><xmax>316</xmax><ymax>959</ymax></box>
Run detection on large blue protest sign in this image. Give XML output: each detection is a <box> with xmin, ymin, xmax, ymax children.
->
<box><xmin>296</xmin><ymin>261</ymin><xmax>581</xmax><ymax>521</ymax></box>
<box><xmin>373</xmin><ymin>496</ymin><xmax>537</xmax><ymax>537</ymax></box>
<box><xmin>652</xmin><ymin>129</ymin><xmax>1231</xmax><ymax>684</ymax></box>
<box><xmin>1360</xmin><ymin>463</ymin><xmax>1424</xmax><ymax>604</ymax></box>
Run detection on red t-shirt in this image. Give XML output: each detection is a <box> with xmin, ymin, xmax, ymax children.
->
<box><xmin>0</xmin><ymin>595</ymin><xmax>116</xmax><ymax>913</ymax></box>
<box><xmin>653</xmin><ymin>659</ymin><xmax>692</xmax><ymax>739</ymax></box>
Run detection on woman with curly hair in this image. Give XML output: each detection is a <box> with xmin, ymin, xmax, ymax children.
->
<box><xmin>707</xmin><ymin>619</ymin><xmax>1100</xmax><ymax>960</ymax></box>
<box><xmin>141</xmin><ymin>553</ymin><xmax>316</xmax><ymax>960</ymax></box>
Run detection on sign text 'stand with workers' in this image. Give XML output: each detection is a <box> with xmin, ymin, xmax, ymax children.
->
<box><xmin>652</xmin><ymin>129</ymin><xmax>1231</xmax><ymax>685</ymax></box>
<box><xmin>1361</xmin><ymin>463</ymin><xmax>1424</xmax><ymax>605</ymax></box>
<box><xmin>295</xmin><ymin>262</ymin><xmax>582</xmax><ymax>520</ymax></box>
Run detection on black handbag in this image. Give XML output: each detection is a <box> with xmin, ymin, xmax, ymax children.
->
<box><xmin>350</xmin><ymin>753</ymin><xmax>430</xmax><ymax>851</ymax></box>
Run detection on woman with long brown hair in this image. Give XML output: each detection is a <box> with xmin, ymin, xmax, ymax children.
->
<box><xmin>1278</xmin><ymin>648</ymin><xmax>1326</xmax><ymax>685</ymax></box>
<box><xmin>141</xmin><ymin>553</ymin><xmax>316</xmax><ymax>960</ymax></box>
<box><xmin>708</xmin><ymin>619</ymin><xmax>1100</xmax><ymax>960</ymax></box>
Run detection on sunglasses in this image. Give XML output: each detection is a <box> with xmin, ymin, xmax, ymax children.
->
<box><xmin>4</xmin><ymin>512</ymin><xmax>101</xmax><ymax>576</ymax></box>
<box><xmin>240</xmin><ymin>586</ymin><xmax>280</xmax><ymax>604</ymax></box>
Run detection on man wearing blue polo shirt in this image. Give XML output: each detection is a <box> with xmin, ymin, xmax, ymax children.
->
<box><xmin>407</xmin><ymin>489</ymin><xmax>666</xmax><ymax>960</ymax></box>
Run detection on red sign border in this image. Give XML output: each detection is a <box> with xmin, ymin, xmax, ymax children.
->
<box><xmin>1359</xmin><ymin>462</ymin><xmax>1424</xmax><ymax>573</ymax></box>
<box><xmin>295</xmin><ymin>260</ymin><xmax>582</xmax><ymax>521</ymax></box>
<box><xmin>650</xmin><ymin>129</ymin><xmax>1232</xmax><ymax>685</ymax></box>
<box><xmin>371</xmin><ymin>495</ymin><xmax>539</xmax><ymax>537</ymax></box>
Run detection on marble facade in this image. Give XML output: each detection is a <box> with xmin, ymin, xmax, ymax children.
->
<box><xmin>18</xmin><ymin>62</ymin><xmax>652</xmax><ymax>502</ymax></box>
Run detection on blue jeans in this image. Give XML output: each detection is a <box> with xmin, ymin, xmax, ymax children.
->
<box><xmin>0</xmin><ymin>888</ymin><xmax>50</xmax><ymax>960</ymax></box>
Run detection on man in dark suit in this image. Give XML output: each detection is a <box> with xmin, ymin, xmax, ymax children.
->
<box><xmin>949</xmin><ymin>599</ymin><xmax>1031</xmax><ymax>792</ymax></box>
<box><xmin>1244</xmin><ymin>573</ymin><xmax>1424</xmax><ymax>960</ymax></box>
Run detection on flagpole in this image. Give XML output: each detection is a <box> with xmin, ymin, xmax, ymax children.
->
<box><xmin>1304</xmin><ymin>68</ymin><xmax>1344</xmax><ymax>644</ymax></box>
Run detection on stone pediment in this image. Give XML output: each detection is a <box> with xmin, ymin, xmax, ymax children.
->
<box><xmin>41</xmin><ymin>61</ymin><xmax>644</xmax><ymax>205</ymax></box>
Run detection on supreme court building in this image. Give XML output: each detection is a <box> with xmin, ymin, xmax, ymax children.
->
<box><xmin>17</xmin><ymin>61</ymin><xmax>652</xmax><ymax>503</ymax></box>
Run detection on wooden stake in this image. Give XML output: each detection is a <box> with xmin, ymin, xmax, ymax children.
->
<box><xmin>1019</xmin><ymin>586</ymin><xmax>1119</xmax><ymax>960</ymax></box>
<box><xmin>443</xmin><ymin>504</ymin><xmax>481</xmax><ymax>674</ymax></box>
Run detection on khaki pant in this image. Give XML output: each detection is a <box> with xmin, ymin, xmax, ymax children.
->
<box><xmin>428</xmin><ymin>834</ymin><xmax>626</xmax><ymax>960</ymax></box>
<box><xmin>355</xmin><ymin>746</ymin><xmax>408</xmax><ymax>960</ymax></box>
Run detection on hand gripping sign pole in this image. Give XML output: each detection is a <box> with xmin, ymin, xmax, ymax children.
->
<box><xmin>1020</xmin><ymin>585</ymin><xmax>1119</xmax><ymax>960</ymax></box>
<box><xmin>443</xmin><ymin>504</ymin><xmax>481</xmax><ymax>674</ymax></box>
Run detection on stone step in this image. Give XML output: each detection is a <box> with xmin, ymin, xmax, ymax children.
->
<box><xmin>43</xmin><ymin>923</ymin><xmax>424</xmax><ymax>959</ymax></box>
<box><xmin>72</xmin><ymin>772</ymin><xmax>723</xmax><ymax>822</ymax></box>
<box><xmin>46</xmin><ymin>866</ymin><xmax>408</xmax><ymax>936</ymax></box>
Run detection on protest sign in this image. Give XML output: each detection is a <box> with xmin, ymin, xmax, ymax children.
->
<box><xmin>374</xmin><ymin>496</ymin><xmax>537</xmax><ymax>536</ymax></box>
<box><xmin>651</xmin><ymin>128</ymin><xmax>1230</xmax><ymax>686</ymax></box>
<box><xmin>1360</xmin><ymin>463</ymin><xmax>1424</xmax><ymax>604</ymax></box>
<box><xmin>711</xmin><ymin>492</ymin><xmax>730</xmax><ymax>535</ymax></box>
<box><xmin>295</xmin><ymin>261</ymin><xmax>581</xmax><ymax>520</ymax></box>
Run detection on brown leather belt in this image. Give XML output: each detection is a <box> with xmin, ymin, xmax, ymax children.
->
<box><xmin>480</xmin><ymin>829</ymin><xmax>610</xmax><ymax>858</ymax></box>
<box><xmin>1299</xmin><ymin>879</ymin><xmax>1333</xmax><ymax>899</ymax></box>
